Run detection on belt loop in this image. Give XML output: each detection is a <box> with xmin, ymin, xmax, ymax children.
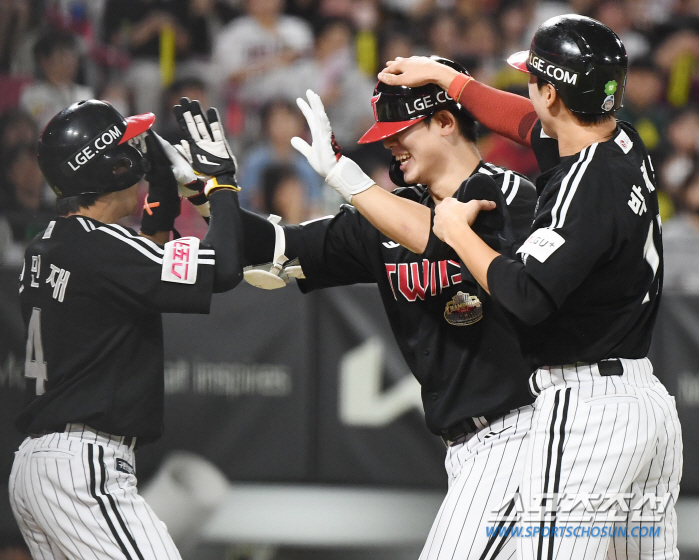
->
<box><xmin>598</xmin><ymin>359</ymin><xmax>623</xmax><ymax>376</ymax></box>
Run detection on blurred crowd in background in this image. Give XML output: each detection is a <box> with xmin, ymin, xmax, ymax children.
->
<box><xmin>1</xmin><ymin>0</ymin><xmax>699</xmax><ymax>286</ymax></box>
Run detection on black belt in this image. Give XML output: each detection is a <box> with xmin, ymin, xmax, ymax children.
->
<box><xmin>441</xmin><ymin>414</ymin><xmax>500</xmax><ymax>446</ymax></box>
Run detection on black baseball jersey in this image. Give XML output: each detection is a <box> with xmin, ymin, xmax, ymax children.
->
<box><xmin>488</xmin><ymin>121</ymin><xmax>663</xmax><ymax>368</ymax></box>
<box><xmin>286</xmin><ymin>162</ymin><xmax>538</xmax><ymax>435</ymax></box>
<box><xmin>16</xmin><ymin>216</ymin><xmax>216</xmax><ymax>443</ymax></box>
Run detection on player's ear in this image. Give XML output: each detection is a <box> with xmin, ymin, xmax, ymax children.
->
<box><xmin>543</xmin><ymin>83</ymin><xmax>558</xmax><ymax>109</ymax></box>
<box><xmin>434</xmin><ymin>110</ymin><xmax>457</xmax><ymax>137</ymax></box>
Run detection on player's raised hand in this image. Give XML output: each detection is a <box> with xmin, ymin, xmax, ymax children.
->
<box><xmin>378</xmin><ymin>56</ymin><xmax>460</xmax><ymax>91</ymax></box>
<box><xmin>290</xmin><ymin>89</ymin><xmax>339</xmax><ymax>178</ymax></box>
<box><xmin>291</xmin><ymin>89</ymin><xmax>374</xmax><ymax>203</ymax></box>
<box><xmin>173</xmin><ymin>97</ymin><xmax>239</xmax><ymax>193</ymax></box>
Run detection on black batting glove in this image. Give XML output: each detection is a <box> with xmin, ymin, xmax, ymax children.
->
<box><xmin>173</xmin><ymin>97</ymin><xmax>239</xmax><ymax>193</ymax></box>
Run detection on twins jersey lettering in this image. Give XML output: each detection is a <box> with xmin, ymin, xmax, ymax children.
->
<box><xmin>278</xmin><ymin>161</ymin><xmax>539</xmax><ymax>560</ymax></box>
<box><xmin>286</xmin><ymin>161</ymin><xmax>538</xmax><ymax>434</ymax></box>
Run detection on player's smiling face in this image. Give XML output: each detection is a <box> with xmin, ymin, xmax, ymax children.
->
<box><xmin>383</xmin><ymin>119</ymin><xmax>443</xmax><ymax>185</ymax></box>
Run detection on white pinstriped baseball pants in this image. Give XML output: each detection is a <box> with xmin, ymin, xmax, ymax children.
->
<box><xmin>517</xmin><ymin>358</ymin><xmax>682</xmax><ymax>560</ymax></box>
<box><xmin>9</xmin><ymin>425</ymin><xmax>181</xmax><ymax>560</ymax></box>
<box><xmin>419</xmin><ymin>405</ymin><xmax>535</xmax><ymax>560</ymax></box>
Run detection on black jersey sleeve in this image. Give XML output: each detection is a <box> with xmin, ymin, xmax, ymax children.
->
<box><xmin>530</xmin><ymin>121</ymin><xmax>561</xmax><ymax>174</ymax></box>
<box><xmin>489</xmin><ymin>151</ymin><xmax>618</xmax><ymax>322</ymax></box>
<box><xmin>91</xmin><ymin>224</ymin><xmax>215</xmax><ymax>314</ymax></box>
<box><xmin>285</xmin><ymin>205</ymin><xmax>376</xmax><ymax>291</ymax></box>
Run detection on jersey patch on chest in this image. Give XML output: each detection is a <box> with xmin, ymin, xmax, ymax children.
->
<box><xmin>444</xmin><ymin>292</ymin><xmax>483</xmax><ymax>326</ymax></box>
<box><xmin>517</xmin><ymin>228</ymin><xmax>566</xmax><ymax>263</ymax></box>
<box><xmin>162</xmin><ymin>237</ymin><xmax>200</xmax><ymax>284</ymax></box>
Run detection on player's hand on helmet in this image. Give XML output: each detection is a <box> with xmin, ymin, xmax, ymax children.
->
<box><xmin>173</xmin><ymin>97</ymin><xmax>239</xmax><ymax>195</ymax></box>
<box><xmin>378</xmin><ymin>56</ymin><xmax>461</xmax><ymax>91</ymax></box>
<box><xmin>433</xmin><ymin>198</ymin><xmax>496</xmax><ymax>243</ymax></box>
<box><xmin>291</xmin><ymin>89</ymin><xmax>374</xmax><ymax>203</ymax></box>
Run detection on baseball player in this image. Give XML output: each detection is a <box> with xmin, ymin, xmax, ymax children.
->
<box><xmin>9</xmin><ymin>98</ymin><xmax>244</xmax><ymax>559</ymax></box>
<box><xmin>380</xmin><ymin>15</ymin><xmax>682</xmax><ymax>560</ymax></box>
<box><xmin>241</xmin><ymin>58</ymin><xmax>540</xmax><ymax>559</ymax></box>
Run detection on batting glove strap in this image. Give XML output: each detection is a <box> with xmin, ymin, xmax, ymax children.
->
<box><xmin>204</xmin><ymin>174</ymin><xmax>241</xmax><ymax>196</ymax></box>
<box><xmin>325</xmin><ymin>156</ymin><xmax>375</xmax><ymax>203</ymax></box>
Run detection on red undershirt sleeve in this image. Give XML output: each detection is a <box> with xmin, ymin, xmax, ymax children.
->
<box><xmin>450</xmin><ymin>77</ymin><xmax>538</xmax><ymax>148</ymax></box>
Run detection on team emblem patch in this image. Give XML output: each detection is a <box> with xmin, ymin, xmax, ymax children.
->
<box><xmin>444</xmin><ymin>291</ymin><xmax>483</xmax><ymax>326</ymax></box>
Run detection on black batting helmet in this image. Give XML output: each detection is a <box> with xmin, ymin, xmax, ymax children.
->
<box><xmin>358</xmin><ymin>56</ymin><xmax>474</xmax><ymax>144</ymax></box>
<box><xmin>508</xmin><ymin>15</ymin><xmax>627</xmax><ymax>115</ymax></box>
<box><xmin>38</xmin><ymin>100</ymin><xmax>155</xmax><ymax>198</ymax></box>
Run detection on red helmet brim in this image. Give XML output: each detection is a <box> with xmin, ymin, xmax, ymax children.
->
<box><xmin>507</xmin><ymin>50</ymin><xmax>530</xmax><ymax>73</ymax></box>
<box><xmin>119</xmin><ymin>113</ymin><xmax>156</xmax><ymax>144</ymax></box>
<box><xmin>357</xmin><ymin>117</ymin><xmax>427</xmax><ymax>144</ymax></box>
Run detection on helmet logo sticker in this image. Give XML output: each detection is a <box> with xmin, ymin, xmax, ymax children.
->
<box><xmin>405</xmin><ymin>91</ymin><xmax>452</xmax><ymax>116</ymax></box>
<box><xmin>601</xmin><ymin>95</ymin><xmax>615</xmax><ymax>111</ymax></box>
<box><xmin>528</xmin><ymin>53</ymin><xmax>579</xmax><ymax>85</ymax></box>
<box><xmin>59</xmin><ymin>124</ymin><xmax>123</xmax><ymax>176</ymax></box>
<box><xmin>604</xmin><ymin>80</ymin><xmax>618</xmax><ymax>95</ymax></box>
<box><xmin>371</xmin><ymin>94</ymin><xmax>381</xmax><ymax>121</ymax></box>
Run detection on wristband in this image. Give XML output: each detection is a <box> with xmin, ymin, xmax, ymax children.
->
<box><xmin>447</xmin><ymin>73</ymin><xmax>472</xmax><ymax>103</ymax></box>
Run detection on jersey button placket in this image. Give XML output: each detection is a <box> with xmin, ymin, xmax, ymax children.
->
<box><xmin>424</xmin><ymin>348</ymin><xmax>430</xmax><ymax>356</ymax></box>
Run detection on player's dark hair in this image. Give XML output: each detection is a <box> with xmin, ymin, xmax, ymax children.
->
<box><xmin>536</xmin><ymin>76</ymin><xmax>616</xmax><ymax>126</ymax></box>
<box><xmin>424</xmin><ymin>108</ymin><xmax>479</xmax><ymax>143</ymax></box>
<box><xmin>56</xmin><ymin>193</ymin><xmax>101</xmax><ymax>216</ymax></box>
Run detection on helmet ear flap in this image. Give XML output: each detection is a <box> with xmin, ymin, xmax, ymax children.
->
<box><xmin>389</xmin><ymin>157</ymin><xmax>417</xmax><ymax>188</ymax></box>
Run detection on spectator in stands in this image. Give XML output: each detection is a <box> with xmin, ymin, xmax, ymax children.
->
<box><xmin>103</xmin><ymin>0</ymin><xmax>210</xmax><ymax>117</ymax></box>
<box><xmin>260</xmin><ymin>164</ymin><xmax>309</xmax><ymax>223</ymax></box>
<box><xmin>379</xmin><ymin>29</ymin><xmax>417</xmax><ymax>66</ymax></box>
<box><xmin>618</xmin><ymin>59</ymin><xmax>669</xmax><ymax>159</ymax></box>
<box><xmin>659</xmin><ymin>108</ymin><xmax>699</xmax><ymax>199</ymax></box>
<box><xmin>290</xmin><ymin>18</ymin><xmax>375</xmax><ymax>146</ymax></box>
<box><xmin>0</xmin><ymin>110</ymin><xmax>37</xmax><ymax>160</ymax></box>
<box><xmin>592</xmin><ymin>0</ymin><xmax>651</xmax><ymax>61</ymax></box>
<box><xmin>19</xmin><ymin>30</ymin><xmax>93</xmax><ymax>129</ymax></box>
<box><xmin>663</xmin><ymin>171</ymin><xmax>699</xmax><ymax>291</ymax></box>
<box><xmin>0</xmin><ymin>145</ymin><xmax>54</xmax><ymax>265</ymax></box>
<box><xmin>461</xmin><ymin>16</ymin><xmax>499</xmax><ymax>81</ymax></box>
<box><xmin>158</xmin><ymin>77</ymin><xmax>209</xmax><ymax>144</ymax></box>
<box><xmin>213</xmin><ymin>0</ymin><xmax>313</xmax><ymax>137</ymax></box>
<box><xmin>239</xmin><ymin>99</ymin><xmax>323</xmax><ymax>214</ymax></box>
<box><xmin>425</xmin><ymin>11</ymin><xmax>467</xmax><ymax>65</ymax></box>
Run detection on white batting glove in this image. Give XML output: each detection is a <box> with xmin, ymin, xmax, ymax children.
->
<box><xmin>290</xmin><ymin>89</ymin><xmax>375</xmax><ymax>203</ymax></box>
<box><xmin>151</xmin><ymin>131</ymin><xmax>212</xmax><ymax>218</ymax></box>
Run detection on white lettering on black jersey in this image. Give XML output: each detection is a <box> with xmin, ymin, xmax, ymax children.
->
<box><xmin>518</xmin><ymin>120</ymin><xmax>663</xmax><ymax>366</ymax></box>
<box><xmin>16</xmin><ymin>216</ymin><xmax>217</xmax><ymax>442</ymax></box>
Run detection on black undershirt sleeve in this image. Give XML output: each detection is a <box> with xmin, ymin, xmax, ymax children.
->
<box><xmin>487</xmin><ymin>255</ymin><xmax>557</xmax><ymax>325</ymax></box>
<box><xmin>238</xmin><ymin>208</ymin><xmax>305</xmax><ymax>265</ymax></box>
<box><xmin>202</xmin><ymin>190</ymin><xmax>244</xmax><ymax>293</ymax></box>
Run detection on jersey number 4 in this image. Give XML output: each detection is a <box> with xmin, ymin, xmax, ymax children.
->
<box><xmin>25</xmin><ymin>307</ymin><xmax>47</xmax><ymax>395</ymax></box>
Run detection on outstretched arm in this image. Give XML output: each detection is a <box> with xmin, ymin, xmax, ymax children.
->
<box><xmin>291</xmin><ymin>89</ymin><xmax>432</xmax><ymax>253</ymax></box>
<box><xmin>378</xmin><ymin>57</ymin><xmax>537</xmax><ymax>148</ymax></box>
